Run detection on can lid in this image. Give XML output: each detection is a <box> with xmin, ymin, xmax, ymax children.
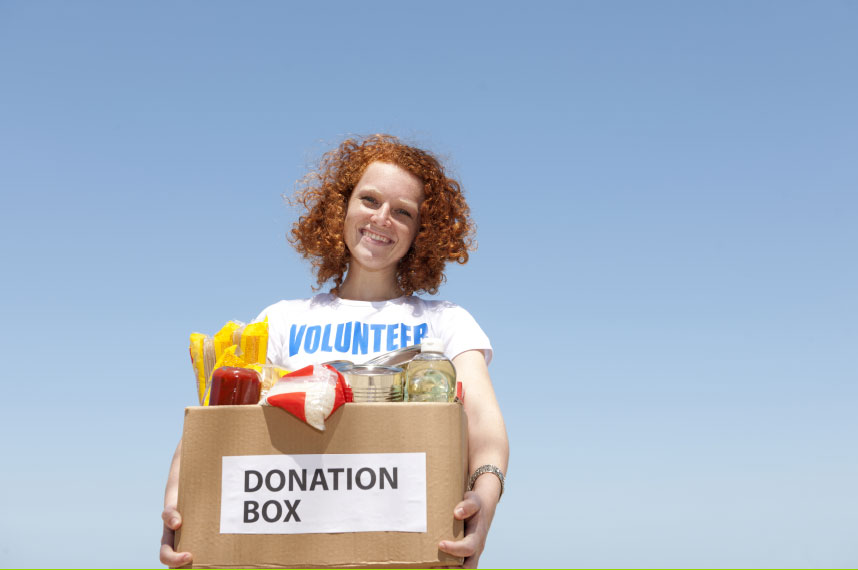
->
<box><xmin>420</xmin><ymin>337</ymin><xmax>444</xmax><ymax>353</ymax></box>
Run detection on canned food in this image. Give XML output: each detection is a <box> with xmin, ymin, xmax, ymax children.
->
<box><xmin>323</xmin><ymin>360</ymin><xmax>355</xmax><ymax>373</ymax></box>
<box><xmin>341</xmin><ymin>365</ymin><xmax>404</xmax><ymax>402</ymax></box>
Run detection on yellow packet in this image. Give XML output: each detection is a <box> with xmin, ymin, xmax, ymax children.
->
<box><xmin>214</xmin><ymin>344</ymin><xmax>248</xmax><ymax>369</ymax></box>
<box><xmin>189</xmin><ymin>333</ymin><xmax>207</xmax><ymax>405</ymax></box>
<box><xmin>239</xmin><ymin>318</ymin><xmax>268</xmax><ymax>364</ymax></box>
<box><xmin>213</xmin><ymin>321</ymin><xmax>244</xmax><ymax>364</ymax></box>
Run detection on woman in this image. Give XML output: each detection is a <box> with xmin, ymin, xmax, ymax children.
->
<box><xmin>161</xmin><ymin>134</ymin><xmax>509</xmax><ymax>568</ymax></box>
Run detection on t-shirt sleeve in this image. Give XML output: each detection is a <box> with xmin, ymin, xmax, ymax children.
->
<box><xmin>436</xmin><ymin>304</ymin><xmax>493</xmax><ymax>365</ymax></box>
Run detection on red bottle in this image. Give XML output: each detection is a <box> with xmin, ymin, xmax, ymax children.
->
<box><xmin>209</xmin><ymin>366</ymin><xmax>261</xmax><ymax>405</ymax></box>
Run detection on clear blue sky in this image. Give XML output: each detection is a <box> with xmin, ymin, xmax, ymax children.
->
<box><xmin>1</xmin><ymin>1</ymin><xmax>856</xmax><ymax>567</ymax></box>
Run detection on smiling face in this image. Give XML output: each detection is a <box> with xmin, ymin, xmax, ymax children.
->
<box><xmin>343</xmin><ymin>161</ymin><xmax>425</xmax><ymax>279</ymax></box>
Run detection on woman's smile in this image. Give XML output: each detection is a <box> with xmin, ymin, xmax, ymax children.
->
<box><xmin>360</xmin><ymin>227</ymin><xmax>394</xmax><ymax>245</ymax></box>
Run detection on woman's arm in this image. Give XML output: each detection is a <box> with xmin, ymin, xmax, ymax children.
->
<box><xmin>438</xmin><ymin>349</ymin><xmax>509</xmax><ymax>568</ymax></box>
<box><xmin>160</xmin><ymin>440</ymin><xmax>193</xmax><ymax>568</ymax></box>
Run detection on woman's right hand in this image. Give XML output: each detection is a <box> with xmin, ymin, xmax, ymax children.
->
<box><xmin>160</xmin><ymin>505</ymin><xmax>192</xmax><ymax>568</ymax></box>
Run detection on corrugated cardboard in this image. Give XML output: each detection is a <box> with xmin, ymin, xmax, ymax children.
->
<box><xmin>176</xmin><ymin>403</ymin><xmax>468</xmax><ymax>568</ymax></box>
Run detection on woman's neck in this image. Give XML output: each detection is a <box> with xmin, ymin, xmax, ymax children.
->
<box><xmin>337</xmin><ymin>267</ymin><xmax>403</xmax><ymax>302</ymax></box>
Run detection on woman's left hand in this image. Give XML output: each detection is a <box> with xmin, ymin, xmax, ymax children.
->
<box><xmin>438</xmin><ymin>490</ymin><xmax>494</xmax><ymax>568</ymax></box>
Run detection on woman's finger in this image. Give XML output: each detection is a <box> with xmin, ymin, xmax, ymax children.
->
<box><xmin>453</xmin><ymin>491</ymin><xmax>482</xmax><ymax>520</ymax></box>
<box><xmin>438</xmin><ymin>532</ymin><xmax>480</xmax><ymax>558</ymax></box>
<box><xmin>161</xmin><ymin>507</ymin><xmax>182</xmax><ymax>530</ymax></box>
<box><xmin>159</xmin><ymin>543</ymin><xmax>192</xmax><ymax>568</ymax></box>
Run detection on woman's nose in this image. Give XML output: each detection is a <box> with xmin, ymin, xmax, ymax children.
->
<box><xmin>372</xmin><ymin>203</ymin><xmax>392</xmax><ymax>225</ymax></box>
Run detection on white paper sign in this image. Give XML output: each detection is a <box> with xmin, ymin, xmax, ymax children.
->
<box><xmin>220</xmin><ymin>453</ymin><xmax>427</xmax><ymax>534</ymax></box>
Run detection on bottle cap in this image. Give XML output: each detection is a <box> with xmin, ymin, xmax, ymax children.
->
<box><xmin>420</xmin><ymin>337</ymin><xmax>444</xmax><ymax>353</ymax></box>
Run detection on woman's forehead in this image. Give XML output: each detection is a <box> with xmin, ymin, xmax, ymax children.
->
<box><xmin>355</xmin><ymin>162</ymin><xmax>424</xmax><ymax>201</ymax></box>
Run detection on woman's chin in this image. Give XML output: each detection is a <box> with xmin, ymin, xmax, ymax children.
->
<box><xmin>349</xmin><ymin>254</ymin><xmax>400</xmax><ymax>275</ymax></box>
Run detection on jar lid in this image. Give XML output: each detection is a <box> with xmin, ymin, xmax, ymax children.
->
<box><xmin>420</xmin><ymin>337</ymin><xmax>444</xmax><ymax>353</ymax></box>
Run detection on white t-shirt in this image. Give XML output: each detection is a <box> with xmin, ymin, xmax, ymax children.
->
<box><xmin>254</xmin><ymin>293</ymin><xmax>492</xmax><ymax>371</ymax></box>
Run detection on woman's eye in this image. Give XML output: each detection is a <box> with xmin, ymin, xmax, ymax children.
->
<box><xmin>396</xmin><ymin>209</ymin><xmax>413</xmax><ymax>218</ymax></box>
<box><xmin>361</xmin><ymin>196</ymin><xmax>378</xmax><ymax>206</ymax></box>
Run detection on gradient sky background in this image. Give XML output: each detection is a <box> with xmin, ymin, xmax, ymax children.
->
<box><xmin>1</xmin><ymin>1</ymin><xmax>856</xmax><ymax>568</ymax></box>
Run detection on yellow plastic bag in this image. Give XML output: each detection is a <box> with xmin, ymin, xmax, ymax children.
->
<box><xmin>239</xmin><ymin>319</ymin><xmax>268</xmax><ymax>364</ymax></box>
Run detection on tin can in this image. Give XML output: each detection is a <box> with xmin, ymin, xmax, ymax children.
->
<box><xmin>341</xmin><ymin>365</ymin><xmax>404</xmax><ymax>402</ymax></box>
<box><xmin>323</xmin><ymin>360</ymin><xmax>355</xmax><ymax>373</ymax></box>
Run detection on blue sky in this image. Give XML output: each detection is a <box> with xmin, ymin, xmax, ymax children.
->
<box><xmin>1</xmin><ymin>1</ymin><xmax>856</xmax><ymax>567</ymax></box>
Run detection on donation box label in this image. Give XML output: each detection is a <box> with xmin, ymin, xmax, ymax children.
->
<box><xmin>220</xmin><ymin>453</ymin><xmax>427</xmax><ymax>534</ymax></box>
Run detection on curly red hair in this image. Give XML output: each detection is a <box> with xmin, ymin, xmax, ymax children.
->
<box><xmin>289</xmin><ymin>134</ymin><xmax>475</xmax><ymax>296</ymax></box>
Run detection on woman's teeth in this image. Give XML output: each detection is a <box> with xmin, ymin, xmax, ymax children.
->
<box><xmin>363</xmin><ymin>230</ymin><xmax>392</xmax><ymax>243</ymax></box>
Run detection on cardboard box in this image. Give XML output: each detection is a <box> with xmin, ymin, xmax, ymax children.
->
<box><xmin>176</xmin><ymin>403</ymin><xmax>468</xmax><ymax>568</ymax></box>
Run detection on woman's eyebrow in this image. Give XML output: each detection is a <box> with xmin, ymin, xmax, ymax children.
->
<box><xmin>397</xmin><ymin>198</ymin><xmax>421</xmax><ymax>209</ymax></box>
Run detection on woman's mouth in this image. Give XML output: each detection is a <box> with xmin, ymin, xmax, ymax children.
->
<box><xmin>361</xmin><ymin>229</ymin><xmax>393</xmax><ymax>244</ymax></box>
